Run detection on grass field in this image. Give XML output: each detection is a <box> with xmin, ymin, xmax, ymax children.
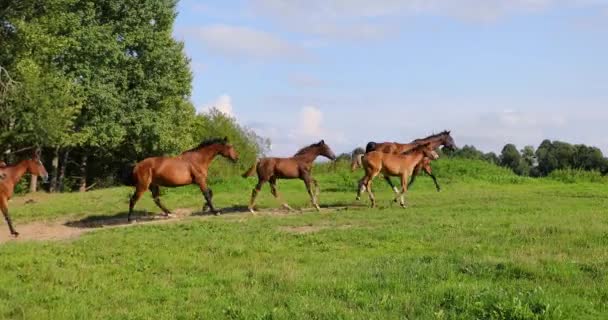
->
<box><xmin>0</xmin><ymin>159</ymin><xmax>607</xmax><ymax>319</ymax></box>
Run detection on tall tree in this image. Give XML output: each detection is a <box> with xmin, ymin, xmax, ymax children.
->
<box><xmin>500</xmin><ymin>144</ymin><xmax>522</xmax><ymax>174</ymax></box>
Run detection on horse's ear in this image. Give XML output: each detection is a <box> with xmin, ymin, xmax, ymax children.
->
<box><xmin>320</xmin><ymin>139</ymin><xmax>325</xmax><ymax>145</ymax></box>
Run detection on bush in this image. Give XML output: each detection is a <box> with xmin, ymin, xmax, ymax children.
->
<box><xmin>547</xmin><ymin>169</ymin><xmax>607</xmax><ymax>184</ymax></box>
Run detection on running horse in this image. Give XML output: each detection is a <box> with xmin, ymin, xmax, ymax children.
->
<box><xmin>242</xmin><ymin>140</ymin><xmax>337</xmax><ymax>213</ymax></box>
<box><xmin>123</xmin><ymin>137</ymin><xmax>238</xmax><ymax>222</ymax></box>
<box><xmin>365</xmin><ymin>131</ymin><xmax>456</xmax><ymax>192</ymax></box>
<box><xmin>357</xmin><ymin>142</ymin><xmax>438</xmax><ymax>208</ymax></box>
<box><xmin>0</xmin><ymin>153</ymin><xmax>48</xmax><ymax>237</ymax></box>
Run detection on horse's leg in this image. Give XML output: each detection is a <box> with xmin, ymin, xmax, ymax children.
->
<box><xmin>150</xmin><ymin>185</ymin><xmax>172</xmax><ymax>216</ymax></box>
<box><xmin>269</xmin><ymin>177</ymin><xmax>292</xmax><ymax>211</ymax></box>
<box><xmin>366</xmin><ymin>173</ymin><xmax>378</xmax><ymax>208</ymax></box>
<box><xmin>198</xmin><ymin>181</ymin><xmax>220</xmax><ymax>216</ymax></box>
<box><xmin>357</xmin><ymin>177</ymin><xmax>366</xmax><ymax>196</ymax></box>
<box><xmin>202</xmin><ymin>189</ymin><xmax>213</xmax><ymax>212</ymax></box>
<box><xmin>1</xmin><ymin>197</ymin><xmax>18</xmax><ymax>237</ymax></box>
<box><xmin>425</xmin><ymin>164</ymin><xmax>441</xmax><ymax>192</ymax></box>
<box><xmin>303</xmin><ymin>174</ymin><xmax>321</xmax><ymax>211</ymax></box>
<box><xmin>312</xmin><ymin>178</ymin><xmax>320</xmax><ymax>199</ymax></box>
<box><xmin>398</xmin><ymin>174</ymin><xmax>409</xmax><ymax>208</ymax></box>
<box><xmin>128</xmin><ymin>187</ymin><xmax>146</xmax><ymax>222</ymax></box>
<box><xmin>384</xmin><ymin>175</ymin><xmax>400</xmax><ymax>202</ymax></box>
<box><xmin>248</xmin><ymin>179</ymin><xmax>266</xmax><ymax>214</ymax></box>
<box><xmin>408</xmin><ymin>165</ymin><xmax>422</xmax><ymax>190</ymax></box>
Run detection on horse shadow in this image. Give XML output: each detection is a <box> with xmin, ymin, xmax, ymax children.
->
<box><xmin>64</xmin><ymin>205</ymin><xmax>253</xmax><ymax>229</ymax></box>
<box><xmin>64</xmin><ymin>203</ymin><xmax>367</xmax><ymax>230</ymax></box>
<box><xmin>64</xmin><ymin>211</ymin><xmax>160</xmax><ymax>229</ymax></box>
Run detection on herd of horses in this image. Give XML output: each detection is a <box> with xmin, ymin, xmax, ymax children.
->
<box><xmin>0</xmin><ymin>131</ymin><xmax>456</xmax><ymax>238</ymax></box>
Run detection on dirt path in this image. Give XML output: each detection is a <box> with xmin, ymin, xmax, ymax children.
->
<box><xmin>0</xmin><ymin>205</ymin><xmax>361</xmax><ymax>244</ymax></box>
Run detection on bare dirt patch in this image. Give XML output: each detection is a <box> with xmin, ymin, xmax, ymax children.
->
<box><xmin>0</xmin><ymin>221</ymin><xmax>88</xmax><ymax>243</ymax></box>
<box><xmin>279</xmin><ymin>223</ymin><xmax>353</xmax><ymax>234</ymax></box>
<box><xmin>0</xmin><ymin>205</ymin><xmax>363</xmax><ymax>244</ymax></box>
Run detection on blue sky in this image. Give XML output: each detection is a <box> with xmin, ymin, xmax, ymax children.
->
<box><xmin>173</xmin><ymin>0</ymin><xmax>608</xmax><ymax>156</ymax></box>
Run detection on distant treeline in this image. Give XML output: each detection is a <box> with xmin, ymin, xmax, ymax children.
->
<box><xmin>1</xmin><ymin>1</ymin><xmax>268</xmax><ymax>193</ymax></box>
<box><xmin>443</xmin><ymin>140</ymin><xmax>608</xmax><ymax>177</ymax></box>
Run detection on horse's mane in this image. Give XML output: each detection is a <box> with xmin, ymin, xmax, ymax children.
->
<box><xmin>412</xmin><ymin>130</ymin><xmax>450</xmax><ymax>143</ymax></box>
<box><xmin>294</xmin><ymin>142</ymin><xmax>321</xmax><ymax>156</ymax></box>
<box><xmin>183</xmin><ymin>137</ymin><xmax>227</xmax><ymax>154</ymax></box>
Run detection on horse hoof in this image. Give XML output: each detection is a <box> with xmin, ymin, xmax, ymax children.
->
<box><xmin>249</xmin><ymin>208</ymin><xmax>257</xmax><ymax>215</ymax></box>
<box><xmin>213</xmin><ymin>211</ymin><xmax>222</xmax><ymax>216</ymax></box>
<box><xmin>355</xmin><ymin>197</ymin><xmax>360</xmax><ymax>201</ymax></box>
<box><xmin>11</xmin><ymin>232</ymin><xmax>19</xmax><ymax>238</ymax></box>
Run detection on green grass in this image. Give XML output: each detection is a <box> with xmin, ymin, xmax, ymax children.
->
<box><xmin>1</xmin><ymin>159</ymin><xmax>607</xmax><ymax>319</ymax></box>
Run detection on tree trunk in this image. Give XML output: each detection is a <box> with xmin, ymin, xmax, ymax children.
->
<box><xmin>58</xmin><ymin>149</ymin><xmax>70</xmax><ymax>192</ymax></box>
<box><xmin>50</xmin><ymin>147</ymin><xmax>60</xmax><ymax>192</ymax></box>
<box><xmin>29</xmin><ymin>147</ymin><xmax>41</xmax><ymax>193</ymax></box>
<box><xmin>78</xmin><ymin>154</ymin><xmax>87</xmax><ymax>192</ymax></box>
<box><xmin>29</xmin><ymin>175</ymin><xmax>38</xmax><ymax>193</ymax></box>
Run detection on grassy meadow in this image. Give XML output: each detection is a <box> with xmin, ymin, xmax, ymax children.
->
<box><xmin>0</xmin><ymin>159</ymin><xmax>607</xmax><ymax>319</ymax></box>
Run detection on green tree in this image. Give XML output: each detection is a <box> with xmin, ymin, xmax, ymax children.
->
<box><xmin>500</xmin><ymin>144</ymin><xmax>523</xmax><ymax>174</ymax></box>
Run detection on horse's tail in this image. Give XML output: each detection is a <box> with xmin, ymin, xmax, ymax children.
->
<box><xmin>365</xmin><ymin>142</ymin><xmax>377</xmax><ymax>153</ymax></box>
<box><xmin>242</xmin><ymin>160</ymin><xmax>259</xmax><ymax>178</ymax></box>
<box><xmin>121</xmin><ymin>164</ymin><xmax>137</xmax><ymax>186</ymax></box>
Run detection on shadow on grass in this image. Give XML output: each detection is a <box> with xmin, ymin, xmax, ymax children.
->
<box><xmin>64</xmin><ymin>211</ymin><xmax>162</xmax><ymax>229</ymax></box>
<box><xmin>64</xmin><ymin>203</ymin><xmax>367</xmax><ymax>229</ymax></box>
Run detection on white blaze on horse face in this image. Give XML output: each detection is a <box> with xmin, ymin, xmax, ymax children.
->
<box><xmin>430</xmin><ymin>151</ymin><xmax>439</xmax><ymax>160</ymax></box>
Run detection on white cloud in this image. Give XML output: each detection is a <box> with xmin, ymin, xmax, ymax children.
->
<box><xmin>248</xmin><ymin>106</ymin><xmax>347</xmax><ymax>156</ymax></box>
<box><xmin>298</xmin><ymin>106</ymin><xmax>324</xmax><ymax>138</ymax></box>
<box><xmin>249</xmin><ymin>0</ymin><xmax>607</xmax><ymax>41</ymax></box>
<box><xmin>183</xmin><ymin>24</ymin><xmax>309</xmax><ymax>61</ymax></box>
<box><xmin>199</xmin><ymin>94</ymin><xmax>234</xmax><ymax>117</ymax></box>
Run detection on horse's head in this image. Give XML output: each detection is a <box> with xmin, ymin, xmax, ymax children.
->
<box><xmin>412</xmin><ymin>142</ymin><xmax>439</xmax><ymax>160</ymax></box>
<box><xmin>219</xmin><ymin>138</ymin><xmax>239</xmax><ymax>163</ymax></box>
<box><xmin>27</xmin><ymin>154</ymin><xmax>48</xmax><ymax>182</ymax></box>
<box><xmin>441</xmin><ymin>131</ymin><xmax>456</xmax><ymax>151</ymax></box>
<box><xmin>318</xmin><ymin>140</ymin><xmax>337</xmax><ymax>161</ymax></box>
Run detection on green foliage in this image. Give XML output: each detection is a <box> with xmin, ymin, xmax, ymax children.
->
<box><xmin>3</xmin><ymin>59</ymin><xmax>81</xmax><ymax>148</ymax></box>
<box><xmin>547</xmin><ymin>169</ymin><xmax>608</xmax><ymax>184</ymax></box>
<box><xmin>0</xmin><ymin>0</ymin><xmax>267</xmax><ymax>190</ymax></box>
<box><xmin>194</xmin><ymin>109</ymin><xmax>270</xmax><ymax>179</ymax></box>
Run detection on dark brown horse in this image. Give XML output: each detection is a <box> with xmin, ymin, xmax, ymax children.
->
<box><xmin>124</xmin><ymin>137</ymin><xmax>238</xmax><ymax>221</ymax></box>
<box><xmin>365</xmin><ymin>131</ymin><xmax>456</xmax><ymax>192</ymax></box>
<box><xmin>0</xmin><ymin>154</ymin><xmax>48</xmax><ymax>237</ymax></box>
<box><xmin>242</xmin><ymin>140</ymin><xmax>336</xmax><ymax>213</ymax></box>
<box><xmin>357</xmin><ymin>142</ymin><xmax>437</xmax><ymax>208</ymax></box>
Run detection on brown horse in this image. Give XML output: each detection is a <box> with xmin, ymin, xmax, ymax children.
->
<box><xmin>242</xmin><ymin>140</ymin><xmax>336</xmax><ymax>213</ymax></box>
<box><xmin>365</xmin><ymin>131</ymin><xmax>456</xmax><ymax>192</ymax></box>
<box><xmin>0</xmin><ymin>155</ymin><xmax>48</xmax><ymax>237</ymax></box>
<box><xmin>124</xmin><ymin>137</ymin><xmax>238</xmax><ymax>222</ymax></box>
<box><xmin>357</xmin><ymin>142</ymin><xmax>438</xmax><ymax>208</ymax></box>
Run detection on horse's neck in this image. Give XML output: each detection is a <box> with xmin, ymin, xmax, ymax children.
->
<box><xmin>422</xmin><ymin>135</ymin><xmax>446</xmax><ymax>149</ymax></box>
<box><xmin>193</xmin><ymin>146</ymin><xmax>222</xmax><ymax>165</ymax></box>
<box><xmin>2</xmin><ymin>163</ymin><xmax>28</xmax><ymax>186</ymax></box>
<box><xmin>294</xmin><ymin>149</ymin><xmax>320</xmax><ymax>164</ymax></box>
<box><xmin>396</xmin><ymin>143</ymin><xmax>416</xmax><ymax>153</ymax></box>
